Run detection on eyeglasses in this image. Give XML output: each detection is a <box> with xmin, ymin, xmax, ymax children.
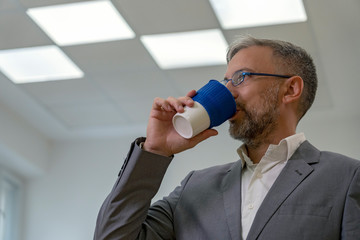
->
<box><xmin>221</xmin><ymin>70</ymin><xmax>291</xmax><ymax>87</ymax></box>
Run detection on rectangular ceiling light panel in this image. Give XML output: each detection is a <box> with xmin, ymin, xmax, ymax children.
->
<box><xmin>27</xmin><ymin>0</ymin><xmax>135</xmax><ymax>46</ymax></box>
<box><xmin>141</xmin><ymin>29</ymin><xmax>228</xmax><ymax>69</ymax></box>
<box><xmin>209</xmin><ymin>0</ymin><xmax>307</xmax><ymax>29</ymax></box>
<box><xmin>0</xmin><ymin>46</ymin><xmax>84</xmax><ymax>83</ymax></box>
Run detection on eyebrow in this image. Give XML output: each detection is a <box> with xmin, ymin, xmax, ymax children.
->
<box><xmin>224</xmin><ymin>68</ymin><xmax>254</xmax><ymax>80</ymax></box>
<box><xmin>236</xmin><ymin>68</ymin><xmax>255</xmax><ymax>73</ymax></box>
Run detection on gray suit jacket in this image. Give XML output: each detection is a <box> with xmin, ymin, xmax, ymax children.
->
<box><xmin>94</xmin><ymin>138</ymin><xmax>360</xmax><ymax>240</ymax></box>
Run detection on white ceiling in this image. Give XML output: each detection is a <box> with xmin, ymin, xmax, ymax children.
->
<box><xmin>0</xmin><ymin>0</ymin><xmax>359</xmax><ymax>140</ymax></box>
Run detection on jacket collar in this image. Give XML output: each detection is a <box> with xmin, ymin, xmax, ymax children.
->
<box><xmin>246</xmin><ymin>141</ymin><xmax>320</xmax><ymax>239</ymax></box>
<box><xmin>222</xmin><ymin>160</ymin><xmax>242</xmax><ymax>240</ymax></box>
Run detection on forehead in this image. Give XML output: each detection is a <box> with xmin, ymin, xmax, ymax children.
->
<box><xmin>226</xmin><ymin>46</ymin><xmax>276</xmax><ymax>75</ymax></box>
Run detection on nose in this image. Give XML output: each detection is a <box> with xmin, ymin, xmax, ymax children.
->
<box><xmin>225</xmin><ymin>80</ymin><xmax>232</xmax><ymax>89</ymax></box>
<box><xmin>225</xmin><ymin>80</ymin><xmax>238</xmax><ymax>100</ymax></box>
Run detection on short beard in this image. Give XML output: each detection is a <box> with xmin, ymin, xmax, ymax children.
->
<box><xmin>229</xmin><ymin>86</ymin><xmax>280</xmax><ymax>148</ymax></box>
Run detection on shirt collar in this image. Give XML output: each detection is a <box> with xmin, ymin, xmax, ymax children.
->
<box><xmin>237</xmin><ymin>132</ymin><xmax>306</xmax><ymax>169</ymax></box>
<box><xmin>238</xmin><ymin>145</ymin><xmax>254</xmax><ymax>169</ymax></box>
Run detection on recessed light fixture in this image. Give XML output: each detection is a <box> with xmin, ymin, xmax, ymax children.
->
<box><xmin>0</xmin><ymin>45</ymin><xmax>84</xmax><ymax>83</ymax></box>
<box><xmin>141</xmin><ymin>29</ymin><xmax>228</xmax><ymax>69</ymax></box>
<box><xmin>27</xmin><ymin>0</ymin><xmax>135</xmax><ymax>46</ymax></box>
<box><xmin>209</xmin><ymin>0</ymin><xmax>307</xmax><ymax>29</ymax></box>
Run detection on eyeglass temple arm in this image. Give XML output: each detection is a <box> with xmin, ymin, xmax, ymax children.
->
<box><xmin>247</xmin><ymin>72</ymin><xmax>291</xmax><ymax>78</ymax></box>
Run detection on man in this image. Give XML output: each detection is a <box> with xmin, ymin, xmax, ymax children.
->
<box><xmin>94</xmin><ymin>36</ymin><xmax>360</xmax><ymax>239</ymax></box>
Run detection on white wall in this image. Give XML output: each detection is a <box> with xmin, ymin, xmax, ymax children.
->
<box><xmin>22</xmin><ymin>118</ymin><xmax>359</xmax><ymax>240</ymax></box>
<box><xmin>299</xmin><ymin>110</ymin><xmax>360</xmax><ymax>159</ymax></box>
<box><xmin>23</xmin><ymin>136</ymin><xmax>134</xmax><ymax>240</ymax></box>
<box><xmin>0</xmin><ymin>102</ymin><xmax>49</xmax><ymax>178</ymax></box>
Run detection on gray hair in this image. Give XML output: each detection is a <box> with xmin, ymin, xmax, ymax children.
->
<box><xmin>227</xmin><ymin>35</ymin><xmax>318</xmax><ymax>121</ymax></box>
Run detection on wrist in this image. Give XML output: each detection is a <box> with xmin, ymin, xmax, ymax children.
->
<box><xmin>142</xmin><ymin>140</ymin><xmax>172</xmax><ymax>157</ymax></box>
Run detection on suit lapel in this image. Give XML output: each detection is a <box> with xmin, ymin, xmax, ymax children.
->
<box><xmin>246</xmin><ymin>141</ymin><xmax>320</xmax><ymax>240</ymax></box>
<box><xmin>222</xmin><ymin>160</ymin><xmax>242</xmax><ymax>240</ymax></box>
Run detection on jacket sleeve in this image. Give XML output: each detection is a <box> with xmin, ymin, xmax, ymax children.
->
<box><xmin>341</xmin><ymin>163</ymin><xmax>360</xmax><ymax>239</ymax></box>
<box><xmin>93</xmin><ymin>138</ymin><xmax>175</xmax><ymax>240</ymax></box>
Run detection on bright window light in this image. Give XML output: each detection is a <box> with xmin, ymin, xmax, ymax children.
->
<box><xmin>27</xmin><ymin>0</ymin><xmax>135</xmax><ymax>46</ymax></box>
<box><xmin>141</xmin><ymin>29</ymin><xmax>228</xmax><ymax>69</ymax></box>
<box><xmin>209</xmin><ymin>0</ymin><xmax>307</xmax><ymax>29</ymax></box>
<box><xmin>0</xmin><ymin>46</ymin><xmax>84</xmax><ymax>84</ymax></box>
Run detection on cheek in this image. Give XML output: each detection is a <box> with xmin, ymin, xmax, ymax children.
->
<box><xmin>234</xmin><ymin>86</ymin><xmax>252</xmax><ymax>104</ymax></box>
<box><xmin>238</xmin><ymin>94</ymin><xmax>272</xmax><ymax>118</ymax></box>
<box><xmin>234</xmin><ymin>83</ymin><xmax>276</xmax><ymax>110</ymax></box>
<box><xmin>238</xmin><ymin>93</ymin><xmax>262</xmax><ymax>111</ymax></box>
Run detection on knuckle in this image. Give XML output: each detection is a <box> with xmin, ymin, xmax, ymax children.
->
<box><xmin>166</xmin><ymin>96</ymin><xmax>175</xmax><ymax>101</ymax></box>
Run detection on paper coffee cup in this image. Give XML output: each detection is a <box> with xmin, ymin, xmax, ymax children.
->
<box><xmin>173</xmin><ymin>80</ymin><xmax>236</xmax><ymax>139</ymax></box>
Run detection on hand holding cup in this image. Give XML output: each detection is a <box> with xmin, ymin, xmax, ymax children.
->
<box><xmin>143</xmin><ymin>90</ymin><xmax>218</xmax><ymax>157</ymax></box>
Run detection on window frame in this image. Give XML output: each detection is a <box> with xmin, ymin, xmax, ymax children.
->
<box><xmin>0</xmin><ymin>168</ymin><xmax>23</xmax><ymax>240</ymax></box>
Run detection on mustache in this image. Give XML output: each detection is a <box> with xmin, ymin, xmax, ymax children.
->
<box><xmin>236</xmin><ymin>102</ymin><xmax>246</xmax><ymax>112</ymax></box>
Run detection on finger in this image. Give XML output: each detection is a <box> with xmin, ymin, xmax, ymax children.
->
<box><xmin>188</xmin><ymin>129</ymin><xmax>218</xmax><ymax>147</ymax></box>
<box><xmin>186</xmin><ymin>89</ymin><xmax>197</xmax><ymax>98</ymax></box>
<box><xmin>153</xmin><ymin>97</ymin><xmax>174</xmax><ymax>112</ymax></box>
<box><xmin>167</xmin><ymin>97</ymin><xmax>186</xmax><ymax>112</ymax></box>
<box><xmin>177</xmin><ymin>95</ymin><xmax>194</xmax><ymax>109</ymax></box>
<box><xmin>197</xmin><ymin>129</ymin><xmax>219</xmax><ymax>140</ymax></box>
<box><xmin>153</xmin><ymin>95</ymin><xmax>194</xmax><ymax>113</ymax></box>
<box><xmin>152</xmin><ymin>97</ymin><xmax>164</xmax><ymax>110</ymax></box>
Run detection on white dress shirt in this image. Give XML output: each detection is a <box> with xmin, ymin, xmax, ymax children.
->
<box><xmin>238</xmin><ymin>133</ymin><xmax>306</xmax><ymax>240</ymax></box>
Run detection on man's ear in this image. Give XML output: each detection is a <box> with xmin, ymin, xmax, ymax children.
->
<box><xmin>282</xmin><ymin>76</ymin><xmax>304</xmax><ymax>104</ymax></box>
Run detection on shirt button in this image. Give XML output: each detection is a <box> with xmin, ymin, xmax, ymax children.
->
<box><xmin>248</xmin><ymin>204</ymin><xmax>254</xmax><ymax>209</ymax></box>
<box><xmin>257</xmin><ymin>173</ymin><xmax>262</xmax><ymax>178</ymax></box>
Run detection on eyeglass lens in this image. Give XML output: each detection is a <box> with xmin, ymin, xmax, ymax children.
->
<box><xmin>232</xmin><ymin>71</ymin><xmax>245</xmax><ymax>86</ymax></box>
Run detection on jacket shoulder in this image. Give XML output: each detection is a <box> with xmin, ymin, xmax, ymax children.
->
<box><xmin>320</xmin><ymin>150</ymin><xmax>360</xmax><ymax>168</ymax></box>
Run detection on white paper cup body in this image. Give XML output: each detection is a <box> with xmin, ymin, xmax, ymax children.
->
<box><xmin>172</xmin><ymin>101</ymin><xmax>210</xmax><ymax>139</ymax></box>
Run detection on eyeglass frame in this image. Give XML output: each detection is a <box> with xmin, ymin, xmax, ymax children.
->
<box><xmin>221</xmin><ymin>70</ymin><xmax>292</xmax><ymax>87</ymax></box>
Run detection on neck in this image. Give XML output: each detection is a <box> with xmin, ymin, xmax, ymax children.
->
<box><xmin>246</xmin><ymin>144</ymin><xmax>269</xmax><ymax>164</ymax></box>
<box><xmin>245</xmin><ymin>129</ymin><xmax>296</xmax><ymax>164</ymax></box>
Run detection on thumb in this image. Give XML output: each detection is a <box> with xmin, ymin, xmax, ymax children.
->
<box><xmin>188</xmin><ymin>129</ymin><xmax>218</xmax><ymax>147</ymax></box>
